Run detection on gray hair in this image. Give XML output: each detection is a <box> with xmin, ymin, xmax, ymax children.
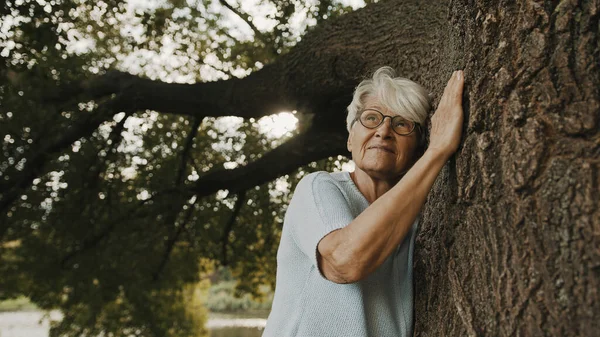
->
<box><xmin>346</xmin><ymin>66</ymin><xmax>431</xmax><ymax>132</ymax></box>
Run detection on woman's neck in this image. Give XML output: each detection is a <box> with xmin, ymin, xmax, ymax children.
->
<box><xmin>350</xmin><ymin>168</ymin><xmax>400</xmax><ymax>204</ymax></box>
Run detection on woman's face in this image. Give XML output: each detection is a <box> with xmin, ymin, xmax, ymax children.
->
<box><xmin>347</xmin><ymin>96</ymin><xmax>419</xmax><ymax>180</ymax></box>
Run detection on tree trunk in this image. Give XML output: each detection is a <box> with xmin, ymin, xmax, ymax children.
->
<box><xmin>414</xmin><ymin>1</ymin><xmax>599</xmax><ymax>336</ymax></box>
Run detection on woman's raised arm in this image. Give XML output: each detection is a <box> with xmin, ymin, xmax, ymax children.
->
<box><xmin>318</xmin><ymin>70</ymin><xmax>465</xmax><ymax>283</ymax></box>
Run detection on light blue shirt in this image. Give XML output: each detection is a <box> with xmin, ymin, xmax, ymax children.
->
<box><xmin>263</xmin><ymin>171</ymin><xmax>418</xmax><ymax>337</ymax></box>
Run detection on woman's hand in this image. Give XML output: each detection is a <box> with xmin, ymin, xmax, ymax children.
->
<box><xmin>427</xmin><ymin>70</ymin><xmax>465</xmax><ymax>160</ymax></box>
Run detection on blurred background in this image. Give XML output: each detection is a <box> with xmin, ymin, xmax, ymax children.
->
<box><xmin>0</xmin><ymin>0</ymin><xmax>368</xmax><ymax>336</ymax></box>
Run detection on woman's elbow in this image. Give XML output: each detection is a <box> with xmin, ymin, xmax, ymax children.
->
<box><xmin>317</xmin><ymin>248</ymin><xmax>368</xmax><ymax>284</ymax></box>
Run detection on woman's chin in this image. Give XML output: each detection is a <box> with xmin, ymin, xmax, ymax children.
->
<box><xmin>360</xmin><ymin>165</ymin><xmax>404</xmax><ymax>181</ymax></box>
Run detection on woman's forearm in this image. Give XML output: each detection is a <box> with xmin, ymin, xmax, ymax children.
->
<box><xmin>318</xmin><ymin>149</ymin><xmax>450</xmax><ymax>283</ymax></box>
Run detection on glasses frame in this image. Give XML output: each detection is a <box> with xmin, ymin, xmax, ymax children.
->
<box><xmin>354</xmin><ymin>108</ymin><xmax>421</xmax><ymax>136</ymax></box>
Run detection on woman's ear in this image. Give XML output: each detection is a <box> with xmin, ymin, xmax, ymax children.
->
<box><xmin>347</xmin><ymin>129</ymin><xmax>353</xmax><ymax>152</ymax></box>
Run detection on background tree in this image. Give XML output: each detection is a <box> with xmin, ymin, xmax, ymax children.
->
<box><xmin>1</xmin><ymin>0</ymin><xmax>363</xmax><ymax>336</ymax></box>
<box><xmin>1</xmin><ymin>0</ymin><xmax>598</xmax><ymax>336</ymax></box>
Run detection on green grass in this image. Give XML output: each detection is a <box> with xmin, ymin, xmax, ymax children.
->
<box><xmin>0</xmin><ymin>280</ymin><xmax>273</xmax><ymax>315</ymax></box>
<box><xmin>0</xmin><ymin>296</ymin><xmax>39</xmax><ymax>312</ymax></box>
<box><xmin>205</xmin><ymin>281</ymin><xmax>273</xmax><ymax>313</ymax></box>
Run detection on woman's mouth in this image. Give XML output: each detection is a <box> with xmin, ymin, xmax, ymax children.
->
<box><xmin>367</xmin><ymin>146</ymin><xmax>396</xmax><ymax>154</ymax></box>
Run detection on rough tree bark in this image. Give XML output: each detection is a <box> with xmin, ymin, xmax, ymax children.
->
<box><xmin>4</xmin><ymin>0</ymin><xmax>598</xmax><ymax>335</ymax></box>
<box><xmin>414</xmin><ymin>1</ymin><xmax>599</xmax><ymax>336</ymax></box>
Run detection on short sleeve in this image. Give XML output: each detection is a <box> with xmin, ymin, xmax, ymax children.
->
<box><xmin>285</xmin><ymin>172</ymin><xmax>355</xmax><ymax>278</ymax></box>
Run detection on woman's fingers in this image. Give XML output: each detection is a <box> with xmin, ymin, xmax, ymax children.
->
<box><xmin>440</xmin><ymin>70</ymin><xmax>464</xmax><ymax>106</ymax></box>
<box><xmin>453</xmin><ymin>70</ymin><xmax>464</xmax><ymax>99</ymax></box>
<box><xmin>440</xmin><ymin>71</ymin><xmax>457</xmax><ymax>104</ymax></box>
<box><xmin>428</xmin><ymin>70</ymin><xmax>465</xmax><ymax>158</ymax></box>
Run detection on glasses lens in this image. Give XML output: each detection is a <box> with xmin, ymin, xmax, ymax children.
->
<box><xmin>391</xmin><ymin>116</ymin><xmax>415</xmax><ymax>135</ymax></box>
<box><xmin>360</xmin><ymin>110</ymin><xmax>383</xmax><ymax>128</ymax></box>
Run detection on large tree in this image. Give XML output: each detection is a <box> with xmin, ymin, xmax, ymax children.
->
<box><xmin>1</xmin><ymin>0</ymin><xmax>598</xmax><ymax>336</ymax></box>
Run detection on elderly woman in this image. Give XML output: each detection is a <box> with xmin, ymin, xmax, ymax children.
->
<box><xmin>263</xmin><ymin>67</ymin><xmax>465</xmax><ymax>337</ymax></box>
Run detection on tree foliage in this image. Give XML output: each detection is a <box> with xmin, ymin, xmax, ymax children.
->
<box><xmin>1</xmin><ymin>0</ymin><xmax>357</xmax><ymax>336</ymax></box>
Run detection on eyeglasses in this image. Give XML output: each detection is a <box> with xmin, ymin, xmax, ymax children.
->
<box><xmin>354</xmin><ymin>109</ymin><xmax>420</xmax><ymax>136</ymax></box>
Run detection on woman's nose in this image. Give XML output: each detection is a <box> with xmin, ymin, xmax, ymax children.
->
<box><xmin>375</xmin><ymin>117</ymin><xmax>394</xmax><ymax>138</ymax></box>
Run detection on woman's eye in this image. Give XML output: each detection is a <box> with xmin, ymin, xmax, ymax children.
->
<box><xmin>394</xmin><ymin>119</ymin><xmax>411</xmax><ymax>128</ymax></box>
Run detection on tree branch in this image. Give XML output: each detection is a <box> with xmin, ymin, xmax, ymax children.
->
<box><xmin>188</xmin><ymin>126</ymin><xmax>348</xmax><ymax>198</ymax></box>
<box><xmin>221</xmin><ymin>190</ymin><xmax>246</xmax><ymax>266</ymax></box>
<box><xmin>48</xmin><ymin>0</ymin><xmax>446</xmax><ymax>126</ymax></box>
<box><xmin>176</xmin><ymin>117</ymin><xmax>202</xmax><ymax>185</ymax></box>
<box><xmin>0</xmin><ymin>95</ymin><xmax>135</xmax><ymax>218</ymax></box>
<box><xmin>58</xmin><ymin>184</ymin><xmax>188</xmax><ymax>267</ymax></box>
<box><xmin>152</xmin><ymin>198</ymin><xmax>197</xmax><ymax>282</ymax></box>
<box><xmin>203</xmin><ymin>62</ymin><xmax>239</xmax><ymax>79</ymax></box>
<box><xmin>80</xmin><ymin>69</ymin><xmax>291</xmax><ymax>120</ymax></box>
<box><xmin>83</xmin><ymin>111</ymin><xmax>131</xmax><ymax>191</ymax></box>
<box><xmin>76</xmin><ymin>112</ymin><xmax>131</xmax><ymax>233</ymax></box>
<box><xmin>218</xmin><ymin>0</ymin><xmax>278</xmax><ymax>56</ymax></box>
<box><xmin>151</xmin><ymin>118</ymin><xmax>204</xmax><ymax>281</ymax></box>
<box><xmin>316</xmin><ymin>0</ymin><xmax>333</xmax><ymax>25</ymax></box>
